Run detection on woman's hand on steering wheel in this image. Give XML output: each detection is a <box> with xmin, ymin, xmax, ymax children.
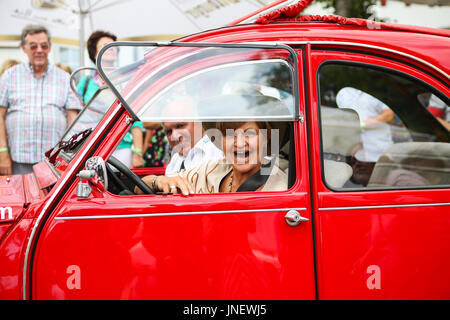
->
<box><xmin>137</xmin><ymin>175</ymin><xmax>193</xmax><ymax>196</ymax></box>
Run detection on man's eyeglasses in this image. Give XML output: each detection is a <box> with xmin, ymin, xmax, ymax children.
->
<box><xmin>26</xmin><ymin>43</ymin><xmax>50</xmax><ymax>51</ymax></box>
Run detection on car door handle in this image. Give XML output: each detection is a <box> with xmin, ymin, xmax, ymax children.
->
<box><xmin>285</xmin><ymin>209</ymin><xmax>309</xmax><ymax>226</ymax></box>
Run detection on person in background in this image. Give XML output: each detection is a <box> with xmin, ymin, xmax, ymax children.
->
<box><xmin>143</xmin><ymin>122</ymin><xmax>170</xmax><ymax>168</ymax></box>
<box><xmin>0</xmin><ymin>24</ymin><xmax>81</xmax><ymax>175</ymax></box>
<box><xmin>0</xmin><ymin>59</ymin><xmax>20</xmax><ymax>76</ymax></box>
<box><xmin>77</xmin><ymin>30</ymin><xmax>144</xmax><ymax>168</ymax></box>
<box><xmin>427</xmin><ymin>94</ymin><xmax>450</xmax><ymax>130</ymax></box>
<box><xmin>336</xmin><ymin>87</ymin><xmax>395</xmax><ymax>186</ymax></box>
<box><xmin>336</xmin><ymin>87</ymin><xmax>395</xmax><ymax>163</ymax></box>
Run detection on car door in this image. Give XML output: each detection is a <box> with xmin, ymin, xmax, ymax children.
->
<box><xmin>308</xmin><ymin>45</ymin><xmax>450</xmax><ymax>299</ymax></box>
<box><xmin>28</xmin><ymin>43</ymin><xmax>317</xmax><ymax>299</ymax></box>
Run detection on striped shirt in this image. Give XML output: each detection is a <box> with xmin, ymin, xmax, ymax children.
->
<box><xmin>0</xmin><ymin>63</ymin><xmax>82</xmax><ymax>163</ymax></box>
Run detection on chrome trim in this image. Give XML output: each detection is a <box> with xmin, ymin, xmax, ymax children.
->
<box><xmin>22</xmin><ymin>104</ymin><xmax>123</xmax><ymax>300</ymax></box>
<box><xmin>319</xmin><ymin>202</ymin><xmax>450</xmax><ymax>211</ymax></box>
<box><xmin>285</xmin><ymin>209</ymin><xmax>309</xmax><ymax>226</ymax></box>
<box><xmin>54</xmin><ymin>207</ymin><xmax>307</xmax><ymax>221</ymax></box>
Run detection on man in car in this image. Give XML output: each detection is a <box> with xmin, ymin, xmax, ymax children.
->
<box><xmin>161</xmin><ymin>97</ymin><xmax>223</xmax><ymax>174</ymax></box>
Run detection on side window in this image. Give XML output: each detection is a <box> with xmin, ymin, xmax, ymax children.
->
<box><xmin>318</xmin><ymin>63</ymin><xmax>450</xmax><ymax>189</ymax></box>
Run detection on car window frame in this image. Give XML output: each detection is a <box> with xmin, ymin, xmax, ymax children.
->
<box><xmin>316</xmin><ymin>59</ymin><xmax>450</xmax><ymax>192</ymax></box>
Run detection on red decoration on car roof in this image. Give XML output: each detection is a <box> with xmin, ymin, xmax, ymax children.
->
<box><xmin>254</xmin><ymin>0</ymin><xmax>375</xmax><ymax>28</ymax></box>
<box><xmin>254</xmin><ymin>0</ymin><xmax>450</xmax><ymax>38</ymax></box>
<box><xmin>257</xmin><ymin>12</ymin><xmax>369</xmax><ymax>28</ymax></box>
<box><xmin>255</xmin><ymin>0</ymin><xmax>314</xmax><ymax>24</ymax></box>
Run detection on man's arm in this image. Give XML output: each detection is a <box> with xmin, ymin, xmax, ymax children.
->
<box><xmin>143</xmin><ymin>122</ymin><xmax>162</xmax><ymax>131</ymax></box>
<box><xmin>0</xmin><ymin>107</ymin><xmax>12</xmax><ymax>175</ymax></box>
<box><xmin>437</xmin><ymin>117</ymin><xmax>450</xmax><ymax>130</ymax></box>
<box><xmin>65</xmin><ymin>77</ymin><xmax>82</xmax><ymax>126</ymax></box>
<box><xmin>363</xmin><ymin>109</ymin><xmax>395</xmax><ymax>127</ymax></box>
<box><xmin>131</xmin><ymin>126</ymin><xmax>144</xmax><ymax>168</ymax></box>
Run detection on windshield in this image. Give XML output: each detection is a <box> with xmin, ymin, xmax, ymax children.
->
<box><xmin>63</xmin><ymin>86</ymin><xmax>117</xmax><ymax>140</ymax></box>
<box><xmin>97</xmin><ymin>43</ymin><xmax>299</xmax><ymax>123</ymax></box>
<box><xmin>50</xmin><ymin>85</ymin><xmax>117</xmax><ymax>163</ymax></box>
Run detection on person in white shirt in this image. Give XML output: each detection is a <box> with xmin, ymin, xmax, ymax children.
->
<box><xmin>336</xmin><ymin>87</ymin><xmax>395</xmax><ymax>187</ymax></box>
<box><xmin>162</xmin><ymin>97</ymin><xmax>223</xmax><ymax>175</ymax></box>
<box><xmin>336</xmin><ymin>87</ymin><xmax>394</xmax><ymax>163</ymax></box>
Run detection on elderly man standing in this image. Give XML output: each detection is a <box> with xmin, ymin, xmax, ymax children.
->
<box><xmin>0</xmin><ymin>25</ymin><xmax>81</xmax><ymax>175</ymax></box>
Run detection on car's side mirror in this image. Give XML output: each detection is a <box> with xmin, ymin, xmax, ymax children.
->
<box><xmin>70</xmin><ymin>66</ymin><xmax>98</xmax><ymax>105</ymax></box>
<box><xmin>76</xmin><ymin>156</ymin><xmax>108</xmax><ymax>198</ymax></box>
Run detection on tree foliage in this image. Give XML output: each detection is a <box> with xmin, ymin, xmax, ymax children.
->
<box><xmin>315</xmin><ymin>0</ymin><xmax>380</xmax><ymax>19</ymax></box>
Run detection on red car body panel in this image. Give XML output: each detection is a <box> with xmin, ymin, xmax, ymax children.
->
<box><xmin>0</xmin><ymin>175</ymin><xmax>26</xmax><ymax>223</ymax></box>
<box><xmin>183</xmin><ymin>23</ymin><xmax>450</xmax><ymax>78</ymax></box>
<box><xmin>0</xmin><ymin>16</ymin><xmax>449</xmax><ymax>299</ymax></box>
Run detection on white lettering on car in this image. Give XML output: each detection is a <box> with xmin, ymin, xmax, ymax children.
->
<box><xmin>366</xmin><ymin>265</ymin><xmax>381</xmax><ymax>290</ymax></box>
<box><xmin>66</xmin><ymin>265</ymin><xmax>81</xmax><ymax>290</ymax></box>
<box><xmin>0</xmin><ymin>206</ymin><xmax>12</xmax><ymax>220</ymax></box>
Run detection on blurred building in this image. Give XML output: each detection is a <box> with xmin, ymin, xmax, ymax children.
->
<box><xmin>1</xmin><ymin>0</ymin><xmax>449</xmax><ymax>70</ymax></box>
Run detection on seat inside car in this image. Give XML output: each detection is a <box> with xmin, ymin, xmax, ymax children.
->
<box><xmin>320</xmin><ymin>106</ymin><xmax>362</xmax><ymax>188</ymax></box>
<box><xmin>367</xmin><ymin>141</ymin><xmax>450</xmax><ymax>187</ymax></box>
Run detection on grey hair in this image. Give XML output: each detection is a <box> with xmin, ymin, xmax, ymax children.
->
<box><xmin>20</xmin><ymin>24</ymin><xmax>51</xmax><ymax>45</ymax></box>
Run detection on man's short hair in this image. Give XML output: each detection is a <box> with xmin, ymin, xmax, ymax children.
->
<box><xmin>21</xmin><ymin>24</ymin><xmax>51</xmax><ymax>45</ymax></box>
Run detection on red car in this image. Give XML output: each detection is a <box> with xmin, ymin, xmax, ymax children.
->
<box><xmin>1</xmin><ymin>1</ymin><xmax>449</xmax><ymax>300</ymax></box>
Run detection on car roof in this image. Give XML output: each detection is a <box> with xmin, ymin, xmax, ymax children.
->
<box><xmin>177</xmin><ymin>20</ymin><xmax>450</xmax><ymax>77</ymax></box>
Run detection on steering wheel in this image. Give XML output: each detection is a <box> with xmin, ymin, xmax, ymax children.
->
<box><xmin>106</xmin><ymin>155</ymin><xmax>153</xmax><ymax>194</ymax></box>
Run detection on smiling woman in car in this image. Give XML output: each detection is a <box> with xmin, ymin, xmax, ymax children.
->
<box><xmin>135</xmin><ymin>100</ymin><xmax>288</xmax><ymax>195</ymax></box>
